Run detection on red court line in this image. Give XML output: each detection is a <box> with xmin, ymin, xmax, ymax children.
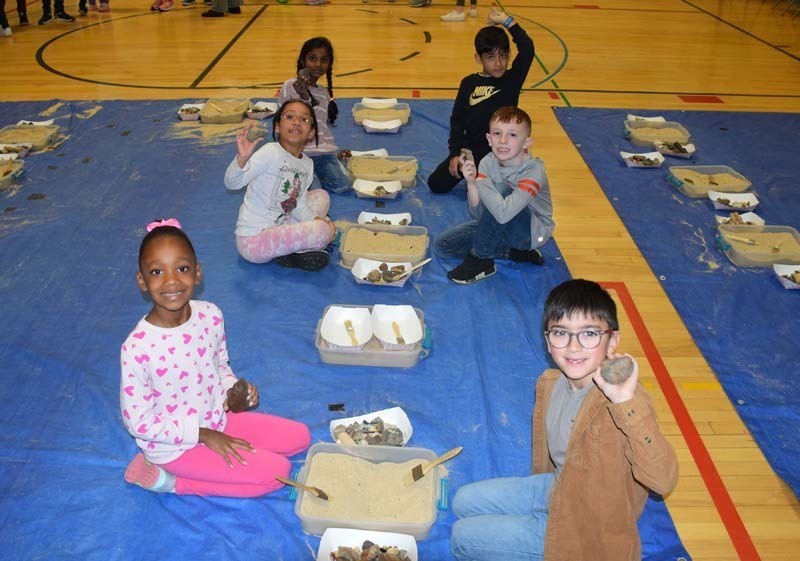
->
<box><xmin>601</xmin><ymin>281</ymin><xmax>761</xmax><ymax>561</ymax></box>
<box><xmin>679</xmin><ymin>94</ymin><xmax>724</xmax><ymax>103</ymax></box>
<box><xmin>548</xmin><ymin>92</ymin><xmax>560</xmax><ymax>100</ymax></box>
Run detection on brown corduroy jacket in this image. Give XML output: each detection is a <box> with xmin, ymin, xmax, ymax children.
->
<box><xmin>532</xmin><ymin>369</ymin><xmax>679</xmax><ymax>561</ymax></box>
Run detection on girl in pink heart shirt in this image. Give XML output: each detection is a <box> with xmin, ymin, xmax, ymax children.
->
<box><xmin>120</xmin><ymin>219</ymin><xmax>310</xmax><ymax>497</ymax></box>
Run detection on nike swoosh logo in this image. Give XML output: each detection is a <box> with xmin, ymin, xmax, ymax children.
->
<box><xmin>469</xmin><ymin>89</ymin><xmax>500</xmax><ymax>106</ymax></box>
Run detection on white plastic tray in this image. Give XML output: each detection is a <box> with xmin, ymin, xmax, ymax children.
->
<box><xmin>351</xmin><ymin>148</ymin><xmax>389</xmax><ymax>158</ymax></box>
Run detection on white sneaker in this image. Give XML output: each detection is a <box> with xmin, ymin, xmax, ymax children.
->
<box><xmin>440</xmin><ymin>10</ymin><xmax>466</xmax><ymax>22</ymax></box>
<box><xmin>1</xmin><ymin>26</ymin><xmax>11</xmax><ymax>36</ymax></box>
<box><xmin>468</xmin><ymin>8</ymin><xmax>477</xmax><ymax>17</ymax></box>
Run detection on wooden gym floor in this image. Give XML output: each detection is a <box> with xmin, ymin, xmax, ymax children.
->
<box><xmin>2</xmin><ymin>1</ymin><xmax>799</xmax><ymax>559</ymax></box>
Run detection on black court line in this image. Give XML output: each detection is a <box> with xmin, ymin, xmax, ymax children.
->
<box><xmin>191</xmin><ymin>6</ymin><xmax>268</xmax><ymax>88</ymax></box>
<box><xmin>424</xmin><ymin>31</ymin><xmax>431</xmax><ymax>43</ymax></box>
<box><xmin>337</xmin><ymin>68</ymin><xmax>373</xmax><ymax>78</ymax></box>
<box><xmin>682</xmin><ymin>0</ymin><xmax>800</xmax><ymax>62</ymax></box>
<box><xmin>400</xmin><ymin>18</ymin><xmax>416</xmax><ymax>25</ymax></box>
<box><xmin>400</xmin><ymin>52</ymin><xmax>420</xmax><ymax>62</ymax></box>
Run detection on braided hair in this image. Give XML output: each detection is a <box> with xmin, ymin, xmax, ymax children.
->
<box><xmin>296</xmin><ymin>37</ymin><xmax>339</xmax><ymax>126</ymax></box>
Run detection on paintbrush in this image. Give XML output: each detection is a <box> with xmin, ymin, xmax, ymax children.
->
<box><xmin>391</xmin><ymin>321</ymin><xmax>406</xmax><ymax>345</ymax></box>
<box><xmin>344</xmin><ymin>319</ymin><xmax>359</xmax><ymax>346</ymax></box>
<box><xmin>393</xmin><ymin>257</ymin><xmax>432</xmax><ymax>280</ymax></box>
<box><xmin>726</xmin><ymin>234</ymin><xmax>757</xmax><ymax>245</ymax></box>
<box><xmin>404</xmin><ymin>446</ymin><xmax>463</xmax><ymax>486</ymax></box>
<box><xmin>275</xmin><ymin>476</ymin><xmax>330</xmax><ymax>501</ymax></box>
<box><xmin>206</xmin><ymin>101</ymin><xmax>223</xmax><ymax>112</ymax></box>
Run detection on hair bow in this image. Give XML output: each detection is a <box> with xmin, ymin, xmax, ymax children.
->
<box><xmin>146</xmin><ymin>218</ymin><xmax>182</xmax><ymax>232</ymax></box>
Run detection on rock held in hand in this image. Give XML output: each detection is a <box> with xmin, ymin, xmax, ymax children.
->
<box><xmin>600</xmin><ymin>356</ymin><xmax>634</xmax><ymax>385</ymax></box>
<box><xmin>227</xmin><ymin>378</ymin><xmax>250</xmax><ymax>412</ymax></box>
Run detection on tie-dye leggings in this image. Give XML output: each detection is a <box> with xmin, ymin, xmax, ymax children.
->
<box><xmin>235</xmin><ymin>189</ymin><xmax>331</xmax><ymax>264</ymax></box>
<box><xmin>164</xmin><ymin>411</ymin><xmax>311</xmax><ymax>497</ymax></box>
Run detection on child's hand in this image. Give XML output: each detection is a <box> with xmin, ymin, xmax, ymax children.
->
<box><xmin>236</xmin><ymin>120</ymin><xmax>263</xmax><ymax>167</ymax></box>
<box><xmin>592</xmin><ymin>353</ymin><xmax>638</xmax><ymax>404</ymax></box>
<box><xmin>199</xmin><ymin>428</ymin><xmax>254</xmax><ymax>468</ymax></box>
<box><xmin>459</xmin><ymin>155</ymin><xmax>477</xmax><ymax>182</ymax></box>
<box><xmin>293</xmin><ymin>69</ymin><xmax>312</xmax><ymax>101</ymax></box>
<box><xmin>487</xmin><ymin>7</ymin><xmax>508</xmax><ymax>25</ymax></box>
<box><xmin>448</xmin><ymin>155</ymin><xmax>462</xmax><ymax>178</ymax></box>
<box><xmin>225</xmin><ymin>378</ymin><xmax>259</xmax><ymax>413</ymax></box>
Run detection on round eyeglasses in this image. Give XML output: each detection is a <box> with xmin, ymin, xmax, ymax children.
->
<box><xmin>544</xmin><ymin>329</ymin><xmax>615</xmax><ymax>349</ymax></box>
<box><xmin>281</xmin><ymin>113</ymin><xmax>313</xmax><ymax>125</ymax></box>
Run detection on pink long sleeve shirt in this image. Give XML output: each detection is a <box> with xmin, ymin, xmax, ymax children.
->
<box><xmin>120</xmin><ymin>301</ymin><xmax>238</xmax><ymax>464</ymax></box>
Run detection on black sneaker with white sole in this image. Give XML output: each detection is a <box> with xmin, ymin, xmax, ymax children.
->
<box><xmin>509</xmin><ymin>247</ymin><xmax>545</xmax><ymax>266</ymax></box>
<box><xmin>447</xmin><ymin>253</ymin><xmax>496</xmax><ymax>285</ymax></box>
<box><xmin>38</xmin><ymin>13</ymin><xmax>53</xmax><ymax>24</ymax></box>
<box><xmin>274</xmin><ymin>251</ymin><xmax>330</xmax><ymax>272</ymax></box>
<box><xmin>55</xmin><ymin>11</ymin><xmax>76</xmax><ymax>22</ymax></box>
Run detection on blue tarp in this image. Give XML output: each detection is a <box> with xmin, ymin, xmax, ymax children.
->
<box><xmin>555</xmin><ymin>107</ymin><xmax>800</xmax><ymax>497</ymax></box>
<box><xmin>0</xmin><ymin>100</ymin><xmax>687</xmax><ymax>560</ymax></box>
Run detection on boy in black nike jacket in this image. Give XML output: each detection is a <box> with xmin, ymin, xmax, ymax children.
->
<box><xmin>427</xmin><ymin>7</ymin><xmax>534</xmax><ymax>194</ymax></box>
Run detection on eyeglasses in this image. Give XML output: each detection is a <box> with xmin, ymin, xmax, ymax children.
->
<box><xmin>544</xmin><ymin>329</ymin><xmax>615</xmax><ymax>349</ymax></box>
<box><xmin>281</xmin><ymin>113</ymin><xmax>313</xmax><ymax>125</ymax></box>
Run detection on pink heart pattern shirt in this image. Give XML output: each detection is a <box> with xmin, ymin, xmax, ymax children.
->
<box><xmin>120</xmin><ymin>300</ymin><xmax>238</xmax><ymax>464</ymax></box>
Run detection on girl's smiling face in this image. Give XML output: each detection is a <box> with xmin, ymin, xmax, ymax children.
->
<box><xmin>302</xmin><ymin>47</ymin><xmax>331</xmax><ymax>85</ymax></box>
<box><xmin>137</xmin><ymin>235</ymin><xmax>202</xmax><ymax>328</ymax></box>
<box><xmin>275</xmin><ymin>101</ymin><xmax>316</xmax><ymax>156</ymax></box>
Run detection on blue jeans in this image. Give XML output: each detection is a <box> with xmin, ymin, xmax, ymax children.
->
<box><xmin>451</xmin><ymin>474</ymin><xmax>554</xmax><ymax>561</ymax></box>
<box><xmin>434</xmin><ymin>210</ymin><xmax>532</xmax><ymax>260</ymax></box>
<box><xmin>435</xmin><ymin>181</ymin><xmax>531</xmax><ymax>259</ymax></box>
<box><xmin>309</xmin><ymin>152</ymin><xmax>351</xmax><ymax>194</ymax></box>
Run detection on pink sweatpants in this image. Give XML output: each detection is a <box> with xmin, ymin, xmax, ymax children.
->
<box><xmin>163</xmin><ymin>412</ymin><xmax>311</xmax><ymax>497</ymax></box>
<box><xmin>236</xmin><ymin>189</ymin><xmax>331</xmax><ymax>264</ymax></box>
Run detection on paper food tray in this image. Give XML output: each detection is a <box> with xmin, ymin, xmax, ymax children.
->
<box><xmin>319</xmin><ymin>306</ymin><xmax>372</xmax><ymax>351</ymax></box>
<box><xmin>0</xmin><ymin>143</ymin><xmax>33</xmax><ymax>159</ymax></box>
<box><xmin>351</xmin><ymin>148</ymin><xmax>389</xmax><ymax>158</ymax></box>
<box><xmin>360</xmin><ymin>98</ymin><xmax>400</xmax><ymax>109</ymax></box>
<box><xmin>654</xmin><ymin>140</ymin><xmax>696</xmax><ymax>159</ymax></box>
<box><xmin>358</xmin><ymin>211</ymin><xmax>412</xmax><ymax>226</ymax></box>
<box><xmin>353</xmin><ymin>179</ymin><xmax>402</xmax><ymax>199</ymax></box>
<box><xmin>626</xmin><ymin>114</ymin><xmax>666</xmax><ymax>124</ymax></box>
<box><xmin>773</xmin><ymin>264</ymin><xmax>800</xmax><ymax>290</ymax></box>
<box><xmin>364</xmin><ymin>119</ymin><xmax>402</xmax><ymax>134</ymax></box>
<box><xmin>708</xmin><ymin>190</ymin><xmax>759</xmax><ymax>211</ymax></box>
<box><xmin>177</xmin><ymin>103</ymin><xmax>204</xmax><ymax>121</ymax></box>
<box><xmin>619</xmin><ymin>151</ymin><xmax>665</xmax><ymax>168</ymax></box>
<box><xmin>329</xmin><ymin>406</ymin><xmax>413</xmax><ymax>446</ymax></box>
<box><xmin>715</xmin><ymin>212</ymin><xmax>764</xmax><ymax>226</ymax></box>
<box><xmin>318</xmin><ymin>528</ymin><xmax>418</xmax><ymax>561</ymax></box>
<box><xmin>246</xmin><ymin>101</ymin><xmax>278</xmax><ymax>120</ymax></box>
<box><xmin>351</xmin><ymin>258</ymin><xmax>414</xmax><ymax>288</ymax></box>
